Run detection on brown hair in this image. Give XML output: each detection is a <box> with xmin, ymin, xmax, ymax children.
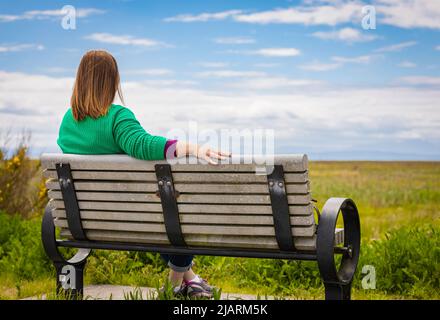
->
<box><xmin>71</xmin><ymin>50</ymin><xmax>124</xmax><ymax>121</ymax></box>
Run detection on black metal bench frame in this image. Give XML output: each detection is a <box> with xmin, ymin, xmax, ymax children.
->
<box><xmin>42</xmin><ymin>163</ymin><xmax>361</xmax><ymax>300</ymax></box>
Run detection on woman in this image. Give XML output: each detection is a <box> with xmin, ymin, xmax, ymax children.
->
<box><xmin>57</xmin><ymin>49</ymin><xmax>230</xmax><ymax>298</ymax></box>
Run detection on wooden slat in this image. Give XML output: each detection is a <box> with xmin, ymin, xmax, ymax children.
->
<box><xmin>54</xmin><ymin>219</ymin><xmax>316</xmax><ymax>237</ymax></box>
<box><xmin>41</xmin><ymin>153</ymin><xmax>308</xmax><ymax>172</ymax></box>
<box><xmin>177</xmin><ymin>194</ymin><xmax>310</xmax><ymax>205</ymax></box>
<box><xmin>43</xmin><ymin>170</ymin><xmax>308</xmax><ymax>184</ymax></box>
<box><xmin>48</xmin><ymin>200</ymin><xmax>314</xmax><ymax>216</ymax></box>
<box><xmin>43</xmin><ymin>170</ymin><xmax>156</xmax><ymax>181</ymax></box>
<box><xmin>46</xmin><ymin>180</ymin><xmax>158</xmax><ymax>193</ymax></box>
<box><xmin>49</xmin><ymin>200</ymin><xmax>163</xmax><ymax>212</ymax></box>
<box><xmin>46</xmin><ymin>180</ymin><xmax>311</xmax><ymax>195</ymax></box>
<box><xmin>59</xmin><ymin>229</ymin><xmax>344</xmax><ymax>251</ymax></box>
<box><xmin>59</xmin><ymin>229</ymin><xmax>317</xmax><ymax>250</ymax></box>
<box><xmin>178</xmin><ymin>204</ymin><xmax>313</xmax><ymax>216</ymax></box>
<box><xmin>184</xmin><ymin>172</ymin><xmax>309</xmax><ymax>184</ymax></box>
<box><xmin>48</xmin><ymin>190</ymin><xmax>160</xmax><ymax>203</ymax></box>
<box><xmin>48</xmin><ymin>190</ymin><xmax>311</xmax><ymax>205</ymax></box>
<box><xmin>52</xmin><ymin>209</ymin><xmax>315</xmax><ymax>226</ymax></box>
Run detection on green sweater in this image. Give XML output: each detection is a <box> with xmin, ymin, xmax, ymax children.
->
<box><xmin>57</xmin><ymin>104</ymin><xmax>167</xmax><ymax>160</ymax></box>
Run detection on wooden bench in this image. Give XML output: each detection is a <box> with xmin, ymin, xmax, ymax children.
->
<box><xmin>41</xmin><ymin>153</ymin><xmax>360</xmax><ymax>300</ymax></box>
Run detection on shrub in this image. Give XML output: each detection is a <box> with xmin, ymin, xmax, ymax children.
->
<box><xmin>356</xmin><ymin>225</ymin><xmax>440</xmax><ymax>298</ymax></box>
<box><xmin>0</xmin><ymin>132</ymin><xmax>47</xmax><ymax>218</ymax></box>
<box><xmin>0</xmin><ymin>212</ymin><xmax>52</xmax><ymax>281</ymax></box>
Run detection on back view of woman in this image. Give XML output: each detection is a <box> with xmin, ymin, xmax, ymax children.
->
<box><xmin>58</xmin><ymin>50</ymin><xmax>229</xmax><ymax>298</ymax></box>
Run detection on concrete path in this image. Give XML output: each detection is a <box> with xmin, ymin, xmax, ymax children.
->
<box><xmin>24</xmin><ymin>284</ymin><xmax>276</xmax><ymax>300</ymax></box>
<box><xmin>85</xmin><ymin>285</ymin><xmax>270</xmax><ymax>300</ymax></box>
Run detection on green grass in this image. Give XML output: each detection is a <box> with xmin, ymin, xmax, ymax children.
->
<box><xmin>0</xmin><ymin>161</ymin><xmax>439</xmax><ymax>300</ymax></box>
<box><xmin>309</xmin><ymin>161</ymin><xmax>440</xmax><ymax>240</ymax></box>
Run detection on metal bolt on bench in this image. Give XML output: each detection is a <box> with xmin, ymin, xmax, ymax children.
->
<box><xmin>41</xmin><ymin>153</ymin><xmax>361</xmax><ymax>300</ymax></box>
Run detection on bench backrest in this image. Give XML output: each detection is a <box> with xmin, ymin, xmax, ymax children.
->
<box><xmin>42</xmin><ymin>153</ymin><xmax>322</xmax><ymax>251</ymax></box>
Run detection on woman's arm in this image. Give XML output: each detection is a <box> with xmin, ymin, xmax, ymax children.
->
<box><xmin>113</xmin><ymin>107</ymin><xmax>167</xmax><ymax>160</ymax></box>
<box><xmin>175</xmin><ymin>141</ymin><xmax>231</xmax><ymax>164</ymax></box>
<box><xmin>114</xmin><ymin>107</ymin><xmax>231</xmax><ymax>163</ymax></box>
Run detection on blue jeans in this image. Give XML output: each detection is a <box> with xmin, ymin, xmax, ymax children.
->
<box><xmin>160</xmin><ymin>254</ymin><xmax>194</xmax><ymax>272</ymax></box>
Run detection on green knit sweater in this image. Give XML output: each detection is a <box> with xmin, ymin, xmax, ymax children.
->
<box><xmin>57</xmin><ymin>104</ymin><xmax>167</xmax><ymax>160</ymax></box>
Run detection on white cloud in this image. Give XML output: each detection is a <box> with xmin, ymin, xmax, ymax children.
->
<box><xmin>197</xmin><ymin>62</ymin><xmax>230</xmax><ymax>68</ymax></box>
<box><xmin>312</xmin><ymin>27</ymin><xmax>377</xmax><ymax>42</ymax></box>
<box><xmin>1</xmin><ymin>70</ymin><xmax>440</xmax><ymax>159</ymax></box>
<box><xmin>374</xmin><ymin>41</ymin><xmax>417</xmax><ymax>53</ymax></box>
<box><xmin>435</xmin><ymin>45</ymin><xmax>440</xmax><ymax>51</ymax></box>
<box><xmin>196</xmin><ymin>70</ymin><xmax>265</xmax><ymax>78</ymax></box>
<box><xmin>375</xmin><ymin>0</ymin><xmax>440</xmax><ymax>29</ymax></box>
<box><xmin>228</xmin><ymin>77</ymin><xmax>322</xmax><ymax>89</ymax></box>
<box><xmin>0</xmin><ymin>44</ymin><xmax>44</xmax><ymax>53</ymax></box>
<box><xmin>44</xmin><ymin>67</ymin><xmax>75</xmax><ymax>74</ymax></box>
<box><xmin>332</xmin><ymin>55</ymin><xmax>376</xmax><ymax>64</ymax></box>
<box><xmin>140</xmin><ymin>79</ymin><xmax>198</xmax><ymax>87</ymax></box>
<box><xmin>124</xmin><ymin>69</ymin><xmax>174</xmax><ymax>76</ymax></box>
<box><xmin>163</xmin><ymin>1</ymin><xmax>440</xmax><ymax>30</ymax></box>
<box><xmin>398</xmin><ymin>76</ymin><xmax>440</xmax><ymax>86</ymax></box>
<box><xmin>251</xmin><ymin>48</ymin><xmax>301</xmax><ymax>57</ymax></box>
<box><xmin>0</xmin><ymin>7</ymin><xmax>104</xmax><ymax>22</ymax></box>
<box><xmin>300</xmin><ymin>54</ymin><xmax>379</xmax><ymax>72</ymax></box>
<box><xmin>0</xmin><ymin>15</ymin><xmax>21</xmax><ymax>22</ymax></box>
<box><xmin>398</xmin><ymin>61</ymin><xmax>416</xmax><ymax>68</ymax></box>
<box><xmin>84</xmin><ymin>33</ymin><xmax>166</xmax><ymax>47</ymax></box>
<box><xmin>254</xmin><ymin>63</ymin><xmax>280</xmax><ymax>68</ymax></box>
<box><xmin>164</xmin><ymin>10</ymin><xmax>243</xmax><ymax>22</ymax></box>
<box><xmin>214</xmin><ymin>37</ymin><xmax>255</xmax><ymax>44</ymax></box>
<box><xmin>299</xmin><ymin>61</ymin><xmax>342</xmax><ymax>71</ymax></box>
<box><xmin>0</xmin><ymin>71</ymin><xmax>74</xmax><ymax>151</ymax></box>
<box><xmin>233</xmin><ymin>2</ymin><xmax>364</xmax><ymax>26</ymax></box>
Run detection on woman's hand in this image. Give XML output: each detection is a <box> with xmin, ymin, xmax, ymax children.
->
<box><xmin>176</xmin><ymin>141</ymin><xmax>231</xmax><ymax>164</ymax></box>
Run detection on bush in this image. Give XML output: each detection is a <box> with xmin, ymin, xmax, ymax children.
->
<box><xmin>0</xmin><ymin>212</ymin><xmax>52</xmax><ymax>281</ymax></box>
<box><xmin>0</xmin><ymin>132</ymin><xmax>47</xmax><ymax>218</ymax></box>
<box><xmin>356</xmin><ymin>225</ymin><xmax>440</xmax><ymax>298</ymax></box>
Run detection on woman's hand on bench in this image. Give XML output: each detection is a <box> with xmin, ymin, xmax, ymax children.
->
<box><xmin>176</xmin><ymin>141</ymin><xmax>231</xmax><ymax>165</ymax></box>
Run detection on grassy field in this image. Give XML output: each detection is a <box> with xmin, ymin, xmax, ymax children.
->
<box><xmin>0</xmin><ymin>160</ymin><xmax>439</xmax><ymax>300</ymax></box>
<box><xmin>310</xmin><ymin>161</ymin><xmax>440</xmax><ymax>240</ymax></box>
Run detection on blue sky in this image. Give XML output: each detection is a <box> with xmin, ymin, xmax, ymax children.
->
<box><xmin>0</xmin><ymin>0</ymin><xmax>439</xmax><ymax>159</ymax></box>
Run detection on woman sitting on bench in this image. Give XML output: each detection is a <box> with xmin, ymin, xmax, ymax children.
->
<box><xmin>57</xmin><ymin>49</ymin><xmax>230</xmax><ymax>298</ymax></box>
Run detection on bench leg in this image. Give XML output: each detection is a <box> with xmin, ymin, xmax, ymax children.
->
<box><xmin>316</xmin><ymin>198</ymin><xmax>361</xmax><ymax>301</ymax></box>
<box><xmin>54</xmin><ymin>261</ymin><xmax>86</xmax><ymax>300</ymax></box>
<box><xmin>42</xmin><ymin>205</ymin><xmax>92</xmax><ymax>300</ymax></box>
<box><xmin>324</xmin><ymin>281</ymin><xmax>352</xmax><ymax>300</ymax></box>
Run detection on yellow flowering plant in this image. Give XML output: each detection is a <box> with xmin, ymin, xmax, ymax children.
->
<box><xmin>0</xmin><ymin>134</ymin><xmax>47</xmax><ymax>218</ymax></box>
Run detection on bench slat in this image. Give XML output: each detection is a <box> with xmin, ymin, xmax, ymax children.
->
<box><xmin>46</xmin><ymin>180</ymin><xmax>310</xmax><ymax>195</ymax></box>
<box><xmin>52</xmin><ymin>209</ymin><xmax>315</xmax><ymax>226</ymax></box>
<box><xmin>60</xmin><ymin>229</ymin><xmax>312</xmax><ymax>250</ymax></box>
<box><xmin>59</xmin><ymin>229</ymin><xmax>344</xmax><ymax>251</ymax></box>
<box><xmin>43</xmin><ymin>170</ymin><xmax>308</xmax><ymax>184</ymax></box>
<box><xmin>54</xmin><ymin>219</ymin><xmax>316</xmax><ymax>237</ymax></box>
<box><xmin>59</xmin><ymin>230</ymin><xmax>316</xmax><ymax>250</ymax></box>
<box><xmin>47</xmin><ymin>190</ymin><xmax>311</xmax><ymax>205</ymax></box>
<box><xmin>41</xmin><ymin>153</ymin><xmax>308</xmax><ymax>172</ymax></box>
<box><xmin>48</xmin><ymin>200</ymin><xmax>314</xmax><ymax>216</ymax></box>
